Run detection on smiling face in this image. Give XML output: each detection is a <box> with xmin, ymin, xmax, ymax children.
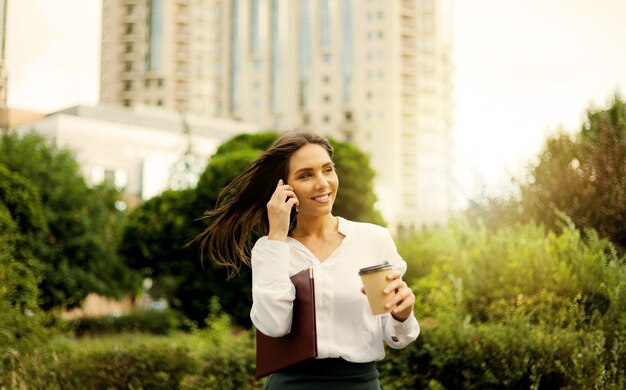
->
<box><xmin>286</xmin><ymin>143</ymin><xmax>339</xmax><ymax>217</ymax></box>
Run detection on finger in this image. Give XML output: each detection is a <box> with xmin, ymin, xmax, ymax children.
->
<box><xmin>389</xmin><ymin>288</ymin><xmax>415</xmax><ymax>312</ymax></box>
<box><xmin>277</xmin><ymin>179</ymin><xmax>283</xmax><ymax>187</ymax></box>
<box><xmin>387</xmin><ymin>295</ymin><xmax>410</xmax><ymax>313</ymax></box>
<box><xmin>285</xmin><ymin>196</ymin><xmax>299</xmax><ymax>208</ymax></box>
<box><xmin>360</xmin><ymin>287</ymin><xmax>366</xmax><ymax>295</ymax></box>
<box><xmin>383</xmin><ymin>279</ymin><xmax>406</xmax><ymax>294</ymax></box>
<box><xmin>385</xmin><ymin>287</ymin><xmax>409</xmax><ymax>308</ymax></box>
<box><xmin>386</xmin><ymin>270</ymin><xmax>402</xmax><ymax>280</ymax></box>
<box><xmin>393</xmin><ymin>295</ymin><xmax>416</xmax><ymax>314</ymax></box>
<box><xmin>270</xmin><ymin>187</ymin><xmax>296</xmax><ymax>204</ymax></box>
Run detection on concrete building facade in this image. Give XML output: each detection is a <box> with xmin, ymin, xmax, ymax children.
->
<box><xmin>100</xmin><ymin>0</ymin><xmax>453</xmax><ymax>231</ymax></box>
<box><xmin>16</xmin><ymin>104</ymin><xmax>259</xmax><ymax>205</ymax></box>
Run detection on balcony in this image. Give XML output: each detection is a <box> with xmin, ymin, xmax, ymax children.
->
<box><xmin>400</xmin><ymin>1</ymin><xmax>416</xmax><ymax>18</ymax></box>
<box><xmin>120</xmin><ymin>52</ymin><xmax>140</xmax><ymax>61</ymax></box>
<box><xmin>176</xmin><ymin>31</ymin><xmax>190</xmax><ymax>43</ymax></box>
<box><xmin>120</xmin><ymin>33</ymin><xmax>140</xmax><ymax>43</ymax></box>
<box><xmin>119</xmin><ymin>90</ymin><xmax>138</xmax><ymax>100</ymax></box>
<box><xmin>121</xmin><ymin>14</ymin><xmax>139</xmax><ymax>24</ymax></box>
<box><xmin>119</xmin><ymin>71</ymin><xmax>139</xmax><ymax>80</ymax></box>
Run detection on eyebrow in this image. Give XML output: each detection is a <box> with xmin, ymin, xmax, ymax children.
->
<box><xmin>293</xmin><ymin>162</ymin><xmax>334</xmax><ymax>175</ymax></box>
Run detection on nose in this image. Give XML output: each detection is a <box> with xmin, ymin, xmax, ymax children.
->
<box><xmin>314</xmin><ymin>173</ymin><xmax>329</xmax><ymax>190</ymax></box>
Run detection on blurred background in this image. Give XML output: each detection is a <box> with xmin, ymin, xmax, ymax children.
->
<box><xmin>1</xmin><ymin>1</ymin><xmax>625</xmax><ymax>388</ymax></box>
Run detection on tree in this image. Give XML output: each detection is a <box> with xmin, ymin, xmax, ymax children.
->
<box><xmin>120</xmin><ymin>132</ymin><xmax>384</xmax><ymax>326</ymax></box>
<box><xmin>330</xmin><ymin>139</ymin><xmax>385</xmax><ymax>225</ymax></box>
<box><xmin>0</xmin><ymin>131</ymin><xmax>139</xmax><ymax>309</ymax></box>
<box><xmin>0</xmin><ymin>165</ymin><xmax>48</xmax><ymax>348</ymax></box>
<box><xmin>467</xmin><ymin>94</ymin><xmax>626</xmax><ymax>251</ymax></box>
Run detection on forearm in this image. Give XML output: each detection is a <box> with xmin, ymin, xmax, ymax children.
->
<box><xmin>250</xmin><ymin>237</ymin><xmax>295</xmax><ymax>336</ymax></box>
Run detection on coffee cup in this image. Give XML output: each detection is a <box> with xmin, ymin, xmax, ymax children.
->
<box><xmin>359</xmin><ymin>262</ymin><xmax>395</xmax><ymax>315</ymax></box>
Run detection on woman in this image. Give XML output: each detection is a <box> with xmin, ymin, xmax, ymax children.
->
<box><xmin>196</xmin><ymin>132</ymin><xmax>419</xmax><ymax>389</ymax></box>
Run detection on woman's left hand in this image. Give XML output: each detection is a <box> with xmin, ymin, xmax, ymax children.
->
<box><xmin>383</xmin><ymin>271</ymin><xmax>415</xmax><ymax>322</ymax></box>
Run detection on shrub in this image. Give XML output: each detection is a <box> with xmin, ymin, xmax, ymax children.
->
<box><xmin>380</xmin><ymin>318</ymin><xmax>625</xmax><ymax>389</ymax></box>
<box><xmin>68</xmin><ymin>309</ymin><xmax>188</xmax><ymax>336</ymax></box>
<box><xmin>2</xmin><ymin>343</ymin><xmax>196</xmax><ymax>390</ymax></box>
<box><xmin>395</xmin><ymin>217</ymin><xmax>626</xmax><ymax>389</ymax></box>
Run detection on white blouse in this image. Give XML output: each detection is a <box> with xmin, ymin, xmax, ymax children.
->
<box><xmin>250</xmin><ymin>217</ymin><xmax>420</xmax><ymax>363</ymax></box>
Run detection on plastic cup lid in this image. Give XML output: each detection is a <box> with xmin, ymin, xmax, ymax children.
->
<box><xmin>358</xmin><ymin>261</ymin><xmax>392</xmax><ymax>275</ymax></box>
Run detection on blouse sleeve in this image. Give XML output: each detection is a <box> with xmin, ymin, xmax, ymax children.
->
<box><xmin>249</xmin><ymin>237</ymin><xmax>295</xmax><ymax>337</ymax></box>
<box><xmin>379</xmin><ymin>228</ymin><xmax>421</xmax><ymax>348</ymax></box>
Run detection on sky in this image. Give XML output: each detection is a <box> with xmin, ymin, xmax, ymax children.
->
<box><xmin>6</xmin><ymin>0</ymin><xmax>626</xmax><ymax>204</ymax></box>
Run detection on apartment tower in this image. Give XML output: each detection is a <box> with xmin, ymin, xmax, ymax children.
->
<box><xmin>100</xmin><ymin>0</ymin><xmax>453</xmax><ymax>232</ymax></box>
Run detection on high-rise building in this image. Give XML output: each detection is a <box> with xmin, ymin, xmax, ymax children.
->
<box><xmin>101</xmin><ymin>0</ymin><xmax>219</xmax><ymax>115</ymax></box>
<box><xmin>0</xmin><ymin>0</ymin><xmax>8</xmax><ymax>128</ymax></box>
<box><xmin>100</xmin><ymin>0</ymin><xmax>453</xmax><ymax>232</ymax></box>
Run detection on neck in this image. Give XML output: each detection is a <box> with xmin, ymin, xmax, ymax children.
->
<box><xmin>291</xmin><ymin>214</ymin><xmax>338</xmax><ymax>239</ymax></box>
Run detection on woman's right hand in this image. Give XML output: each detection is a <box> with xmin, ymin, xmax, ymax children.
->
<box><xmin>267</xmin><ymin>179</ymin><xmax>299</xmax><ymax>241</ymax></box>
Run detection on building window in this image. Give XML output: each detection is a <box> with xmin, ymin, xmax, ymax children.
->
<box><xmin>145</xmin><ymin>79</ymin><xmax>150</xmax><ymax>88</ymax></box>
<box><xmin>127</xmin><ymin>5</ymin><xmax>133</xmax><ymax>15</ymax></box>
<box><xmin>322</xmin><ymin>75</ymin><xmax>331</xmax><ymax>84</ymax></box>
<box><xmin>323</xmin><ymin>95</ymin><xmax>330</xmax><ymax>103</ymax></box>
<box><xmin>157</xmin><ymin>99</ymin><xmax>163</xmax><ymax>106</ymax></box>
<box><xmin>250</xmin><ymin>0</ymin><xmax>260</xmax><ymax>55</ymax></box>
<box><xmin>124</xmin><ymin>81</ymin><xmax>133</xmax><ymax>91</ymax></box>
<box><xmin>323</xmin><ymin>115</ymin><xmax>331</xmax><ymax>123</ymax></box>
<box><xmin>157</xmin><ymin>79</ymin><xmax>163</xmax><ymax>87</ymax></box>
<box><xmin>270</xmin><ymin>0</ymin><xmax>281</xmax><ymax>110</ymax></box>
<box><xmin>341</xmin><ymin>0</ymin><xmax>353</xmax><ymax>105</ymax></box>
<box><xmin>125</xmin><ymin>24</ymin><xmax>134</xmax><ymax>34</ymax></box>
<box><xmin>123</xmin><ymin>100</ymin><xmax>131</xmax><ymax>107</ymax></box>
<box><xmin>147</xmin><ymin>0</ymin><xmax>163</xmax><ymax>71</ymax></box>
<box><xmin>320</xmin><ymin>0</ymin><xmax>331</xmax><ymax>49</ymax></box>
<box><xmin>299</xmin><ymin>0</ymin><xmax>312</xmax><ymax>108</ymax></box>
<box><xmin>125</xmin><ymin>43</ymin><xmax>133</xmax><ymax>53</ymax></box>
<box><xmin>230</xmin><ymin>0</ymin><xmax>241</xmax><ymax>112</ymax></box>
<box><xmin>125</xmin><ymin>62</ymin><xmax>133</xmax><ymax>72</ymax></box>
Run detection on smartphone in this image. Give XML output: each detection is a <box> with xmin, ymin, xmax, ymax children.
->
<box><xmin>289</xmin><ymin>204</ymin><xmax>298</xmax><ymax>231</ymax></box>
<box><xmin>284</xmin><ymin>179</ymin><xmax>298</xmax><ymax>231</ymax></box>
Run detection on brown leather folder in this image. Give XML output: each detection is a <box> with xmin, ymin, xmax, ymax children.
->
<box><xmin>255</xmin><ymin>267</ymin><xmax>318</xmax><ymax>379</ymax></box>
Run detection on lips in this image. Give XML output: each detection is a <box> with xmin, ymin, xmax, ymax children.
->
<box><xmin>311</xmin><ymin>193</ymin><xmax>331</xmax><ymax>202</ymax></box>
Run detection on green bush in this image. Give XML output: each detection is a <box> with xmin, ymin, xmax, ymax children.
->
<box><xmin>181</xmin><ymin>297</ymin><xmax>262</xmax><ymax>389</ymax></box>
<box><xmin>1</xmin><ymin>312</ymin><xmax>261</xmax><ymax>389</ymax></box>
<box><xmin>394</xmin><ymin>217</ymin><xmax>626</xmax><ymax>389</ymax></box>
<box><xmin>69</xmin><ymin>309</ymin><xmax>188</xmax><ymax>336</ymax></box>
<box><xmin>2</xmin><ymin>343</ymin><xmax>196</xmax><ymax>390</ymax></box>
<box><xmin>379</xmin><ymin>318</ymin><xmax>625</xmax><ymax>389</ymax></box>
<box><xmin>403</xmin><ymin>218</ymin><xmax>626</xmax><ymax>330</ymax></box>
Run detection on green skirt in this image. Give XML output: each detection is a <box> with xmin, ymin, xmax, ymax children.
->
<box><xmin>263</xmin><ymin>358</ymin><xmax>380</xmax><ymax>390</ymax></box>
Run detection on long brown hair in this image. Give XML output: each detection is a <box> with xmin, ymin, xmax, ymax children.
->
<box><xmin>192</xmin><ymin>131</ymin><xmax>333</xmax><ymax>278</ymax></box>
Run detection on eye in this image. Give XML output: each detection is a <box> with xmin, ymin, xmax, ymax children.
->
<box><xmin>324</xmin><ymin>166</ymin><xmax>334</xmax><ymax>173</ymax></box>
